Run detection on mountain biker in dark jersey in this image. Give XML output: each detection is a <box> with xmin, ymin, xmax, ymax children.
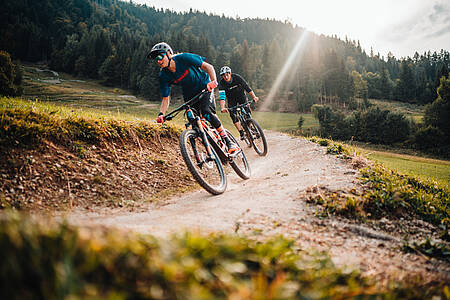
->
<box><xmin>218</xmin><ymin>66</ymin><xmax>259</xmax><ymax>140</ymax></box>
<box><xmin>147</xmin><ymin>42</ymin><xmax>239</xmax><ymax>154</ymax></box>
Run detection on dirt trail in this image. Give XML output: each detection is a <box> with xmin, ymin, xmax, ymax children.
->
<box><xmin>64</xmin><ymin>131</ymin><xmax>449</xmax><ymax>283</ymax></box>
<box><xmin>65</xmin><ymin>131</ymin><xmax>358</xmax><ymax>234</ymax></box>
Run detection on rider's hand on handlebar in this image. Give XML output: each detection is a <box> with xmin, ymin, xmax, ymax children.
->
<box><xmin>253</xmin><ymin>96</ymin><xmax>259</xmax><ymax>103</ymax></box>
<box><xmin>156</xmin><ymin>114</ymin><xmax>165</xmax><ymax>124</ymax></box>
<box><xmin>206</xmin><ymin>80</ymin><xmax>218</xmax><ymax>92</ymax></box>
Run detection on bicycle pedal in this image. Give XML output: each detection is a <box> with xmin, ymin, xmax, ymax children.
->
<box><xmin>228</xmin><ymin>149</ymin><xmax>242</xmax><ymax>158</ymax></box>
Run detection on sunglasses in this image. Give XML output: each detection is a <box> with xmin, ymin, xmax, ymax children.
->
<box><xmin>155</xmin><ymin>52</ymin><xmax>167</xmax><ymax>61</ymax></box>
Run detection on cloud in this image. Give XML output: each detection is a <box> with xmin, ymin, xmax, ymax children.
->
<box><xmin>426</xmin><ymin>25</ymin><xmax>450</xmax><ymax>38</ymax></box>
<box><xmin>374</xmin><ymin>0</ymin><xmax>449</xmax><ymax>57</ymax></box>
<box><xmin>383</xmin><ymin>0</ymin><xmax>450</xmax><ymax>41</ymax></box>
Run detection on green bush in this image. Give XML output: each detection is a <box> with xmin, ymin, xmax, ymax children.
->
<box><xmin>297</xmin><ymin>116</ymin><xmax>304</xmax><ymax>129</ymax></box>
<box><xmin>0</xmin><ymin>51</ymin><xmax>22</xmax><ymax>96</ymax></box>
<box><xmin>413</xmin><ymin>125</ymin><xmax>445</xmax><ymax>150</ymax></box>
<box><xmin>0</xmin><ymin>108</ymin><xmax>58</xmax><ymax>148</ymax></box>
<box><xmin>312</xmin><ymin>105</ymin><xmax>412</xmax><ymax>145</ymax></box>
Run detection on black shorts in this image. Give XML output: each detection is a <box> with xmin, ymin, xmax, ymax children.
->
<box><xmin>190</xmin><ymin>91</ymin><xmax>221</xmax><ymax>128</ymax></box>
<box><xmin>192</xmin><ymin>91</ymin><xmax>216</xmax><ymax>116</ymax></box>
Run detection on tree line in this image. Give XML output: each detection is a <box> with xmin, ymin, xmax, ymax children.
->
<box><xmin>1</xmin><ymin>0</ymin><xmax>448</xmax><ymax>108</ymax></box>
<box><xmin>312</xmin><ymin>76</ymin><xmax>450</xmax><ymax>157</ymax></box>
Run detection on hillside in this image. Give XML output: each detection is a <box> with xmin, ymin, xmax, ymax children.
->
<box><xmin>2</xmin><ymin>0</ymin><xmax>448</xmax><ymax>107</ymax></box>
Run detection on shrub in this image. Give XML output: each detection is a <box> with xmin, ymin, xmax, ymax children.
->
<box><xmin>297</xmin><ymin>115</ymin><xmax>304</xmax><ymax>128</ymax></box>
<box><xmin>413</xmin><ymin>125</ymin><xmax>445</xmax><ymax>150</ymax></box>
<box><xmin>312</xmin><ymin>105</ymin><xmax>412</xmax><ymax>145</ymax></box>
<box><xmin>0</xmin><ymin>51</ymin><xmax>22</xmax><ymax>97</ymax></box>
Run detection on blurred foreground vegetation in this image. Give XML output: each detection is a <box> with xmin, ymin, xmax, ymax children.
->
<box><xmin>0</xmin><ymin>211</ymin><xmax>448</xmax><ymax>300</ymax></box>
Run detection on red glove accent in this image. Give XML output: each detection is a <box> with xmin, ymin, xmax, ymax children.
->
<box><xmin>156</xmin><ymin>114</ymin><xmax>165</xmax><ymax>123</ymax></box>
<box><xmin>207</xmin><ymin>80</ymin><xmax>218</xmax><ymax>92</ymax></box>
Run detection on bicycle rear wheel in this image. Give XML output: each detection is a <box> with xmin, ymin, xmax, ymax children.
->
<box><xmin>180</xmin><ymin>129</ymin><xmax>227</xmax><ymax>195</ymax></box>
<box><xmin>226</xmin><ymin>130</ymin><xmax>251</xmax><ymax>180</ymax></box>
<box><xmin>246</xmin><ymin>119</ymin><xmax>268</xmax><ymax>156</ymax></box>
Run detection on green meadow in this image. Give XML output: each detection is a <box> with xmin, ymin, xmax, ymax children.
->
<box><xmin>363</xmin><ymin>150</ymin><xmax>450</xmax><ymax>186</ymax></box>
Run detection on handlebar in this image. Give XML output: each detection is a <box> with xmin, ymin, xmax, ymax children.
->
<box><xmin>163</xmin><ymin>89</ymin><xmax>208</xmax><ymax>121</ymax></box>
<box><xmin>226</xmin><ymin>100</ymin><xmax>256</xmax><ymax>111</ymax></box>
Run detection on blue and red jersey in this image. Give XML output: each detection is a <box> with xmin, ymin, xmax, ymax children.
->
<box><xmin>159</xmin><ymin>53</ymin><xmax>210</xmax><ymax>101</ymax></box>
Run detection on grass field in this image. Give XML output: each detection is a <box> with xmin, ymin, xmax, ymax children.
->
<box><xmin>362</xmin><ymin>149</ymin><xmax>450</xmax><ymax>186</ymax></box>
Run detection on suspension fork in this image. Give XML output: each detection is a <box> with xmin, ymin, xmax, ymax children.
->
<box><xmin>187</xmin><ymin>109</ymin><xmax>213</xmax><ymax>157</ymax></box>
<box><xmin>239</xmin><ymin>113</ymin><xmax>248</xmax><ymax>132</ymax></box>
<box><xmin>197</xmin><ymin>121</ymin><xmax>213</xmax><ymax>156</ymax></box>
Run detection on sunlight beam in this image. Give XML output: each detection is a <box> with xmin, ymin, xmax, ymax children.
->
<box><xmin>260</xmin><ymin>31</ymin><xmax>311</xmax><ymax>111</ymax></box>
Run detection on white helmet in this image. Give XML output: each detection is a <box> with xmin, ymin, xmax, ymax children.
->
<box><xmin>147</xmin><ymin>42</ymin><xmax>174</xmax><ymax>59</ymax></box>
<box><xmin>220</xmin><ymin>66</ymin><xmax>231</xmax><ymax>75</ymax></box>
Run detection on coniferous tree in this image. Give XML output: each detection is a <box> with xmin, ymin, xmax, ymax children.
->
<box><xmin>395</xmin><ymin>59</ymin><xmax>416</xmax><ymax>102</ymax></box>
<box><xmin>379</xmin><ymin>65</ymin><xmax>393</xmax><ymax>99</ymax></box>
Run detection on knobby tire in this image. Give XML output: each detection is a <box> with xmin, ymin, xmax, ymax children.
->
<box><xmin>246</xmin><ymin>119</ymin><xmax>268</xmax><ymax>156</ymax></box>
<box><xmin>226</xmin><ymin>130</ymin><xmax>251</xmax><ymax>180</ymax></box>
<box><xmin>179</xmin><ymin>129</ymin><xmax>227</xmax><ymax>195</ymax></box>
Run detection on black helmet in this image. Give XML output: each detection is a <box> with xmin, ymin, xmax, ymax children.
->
<box><xmin>220</xmin><ymin>66</ymin><xmax>231</xmax><ymax>75</ymax></box>
<box><xmin>147</xmin><ymin>42</ymin><xmax>174</xmax><ymax>59</ymax></box>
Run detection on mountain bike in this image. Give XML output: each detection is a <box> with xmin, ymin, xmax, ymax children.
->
<box><xmin>163</xmin><ymin>90</ymin><xmax>250</xmax><ymax>195</ymax></box>
<box><xmin>228</xmin><ymin>101</ymin><xmax>268</xmax><ymax>156</ymax></box>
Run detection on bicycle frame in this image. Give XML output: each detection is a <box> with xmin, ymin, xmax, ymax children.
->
<box><xmin>228</xmin><ymin>101</ymin><xmax>254</xmax><ymax>132</ymax></box>
<box><xmin>164</xmin><ymin>90</ymin><xmax>238</xmax><ymax>165</ymax></box>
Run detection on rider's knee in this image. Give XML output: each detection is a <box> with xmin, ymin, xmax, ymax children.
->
<box><xmin>205</xmin><ymin>112</ymin><xmax>221</xmax><ymax>129</ymax></box>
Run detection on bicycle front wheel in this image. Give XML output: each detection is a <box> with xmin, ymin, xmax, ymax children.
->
<box><xmin>180</xmin><ymin>129</ymin><xmax>227</xmax><ymax>195</ymax></box>
<box><xmin>226</xmin><ymin>130</ymin><xmax>251</xmax><ymax>180</ymax></box>
<box><xmin>240</xmin><ymin>120</ymin><xmax>252</xmax><ymax>148</ymax></box>
<box><xmin>246</xmin><ymin>119</ymin><xmax>268</xmax><ymax>156</ymax></box>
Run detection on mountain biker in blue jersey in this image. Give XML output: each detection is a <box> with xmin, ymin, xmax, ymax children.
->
<box><xmin>147</xmin><ymin>42</ymin><xmax>239</xmax><ymax>154</ymax></box>
<box><xmin>218</xmin><ymin>66</ymin><xmax>259</xmax><ymax>140</ymax></box>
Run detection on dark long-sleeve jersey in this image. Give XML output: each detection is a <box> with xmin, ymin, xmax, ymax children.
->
<box><xmin>218</xmin><ymin>73</ymin><xmax>252</xmax><ymax>106</ymax></box>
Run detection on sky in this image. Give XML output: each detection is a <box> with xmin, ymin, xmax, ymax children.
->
<box><xmin>132</xmin><ymin>0</ymin><xmax>450</xmax><ymax>59</ymax></box>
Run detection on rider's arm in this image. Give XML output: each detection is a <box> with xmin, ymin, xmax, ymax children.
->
<box><xmin>219</xmin><ymin>88</ymin><xmax>227</xmax><ymax>112</ymax></box>
<box><xmin>248</xmin><ymin>90</ymin><xmax>259</xmax><ymax>102</ymax></box>
<box><xmin>159</xmin><ymin>96</ymin><xmax>170</xmax><ymax>115</ymax></box>
<box><xmin>235</xmin><ymin>74</ymin><xmax>258</xmax><ymax>102</ymax></box>
<box><xmin>159</xmin><ymin>74</ymin><xmax>171</xmax><ymax>115</ymax></box>
<box><xmin>201</xmin><ymin>61</ymin><xmax>217</xmax><ymax>84</ymax></box>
